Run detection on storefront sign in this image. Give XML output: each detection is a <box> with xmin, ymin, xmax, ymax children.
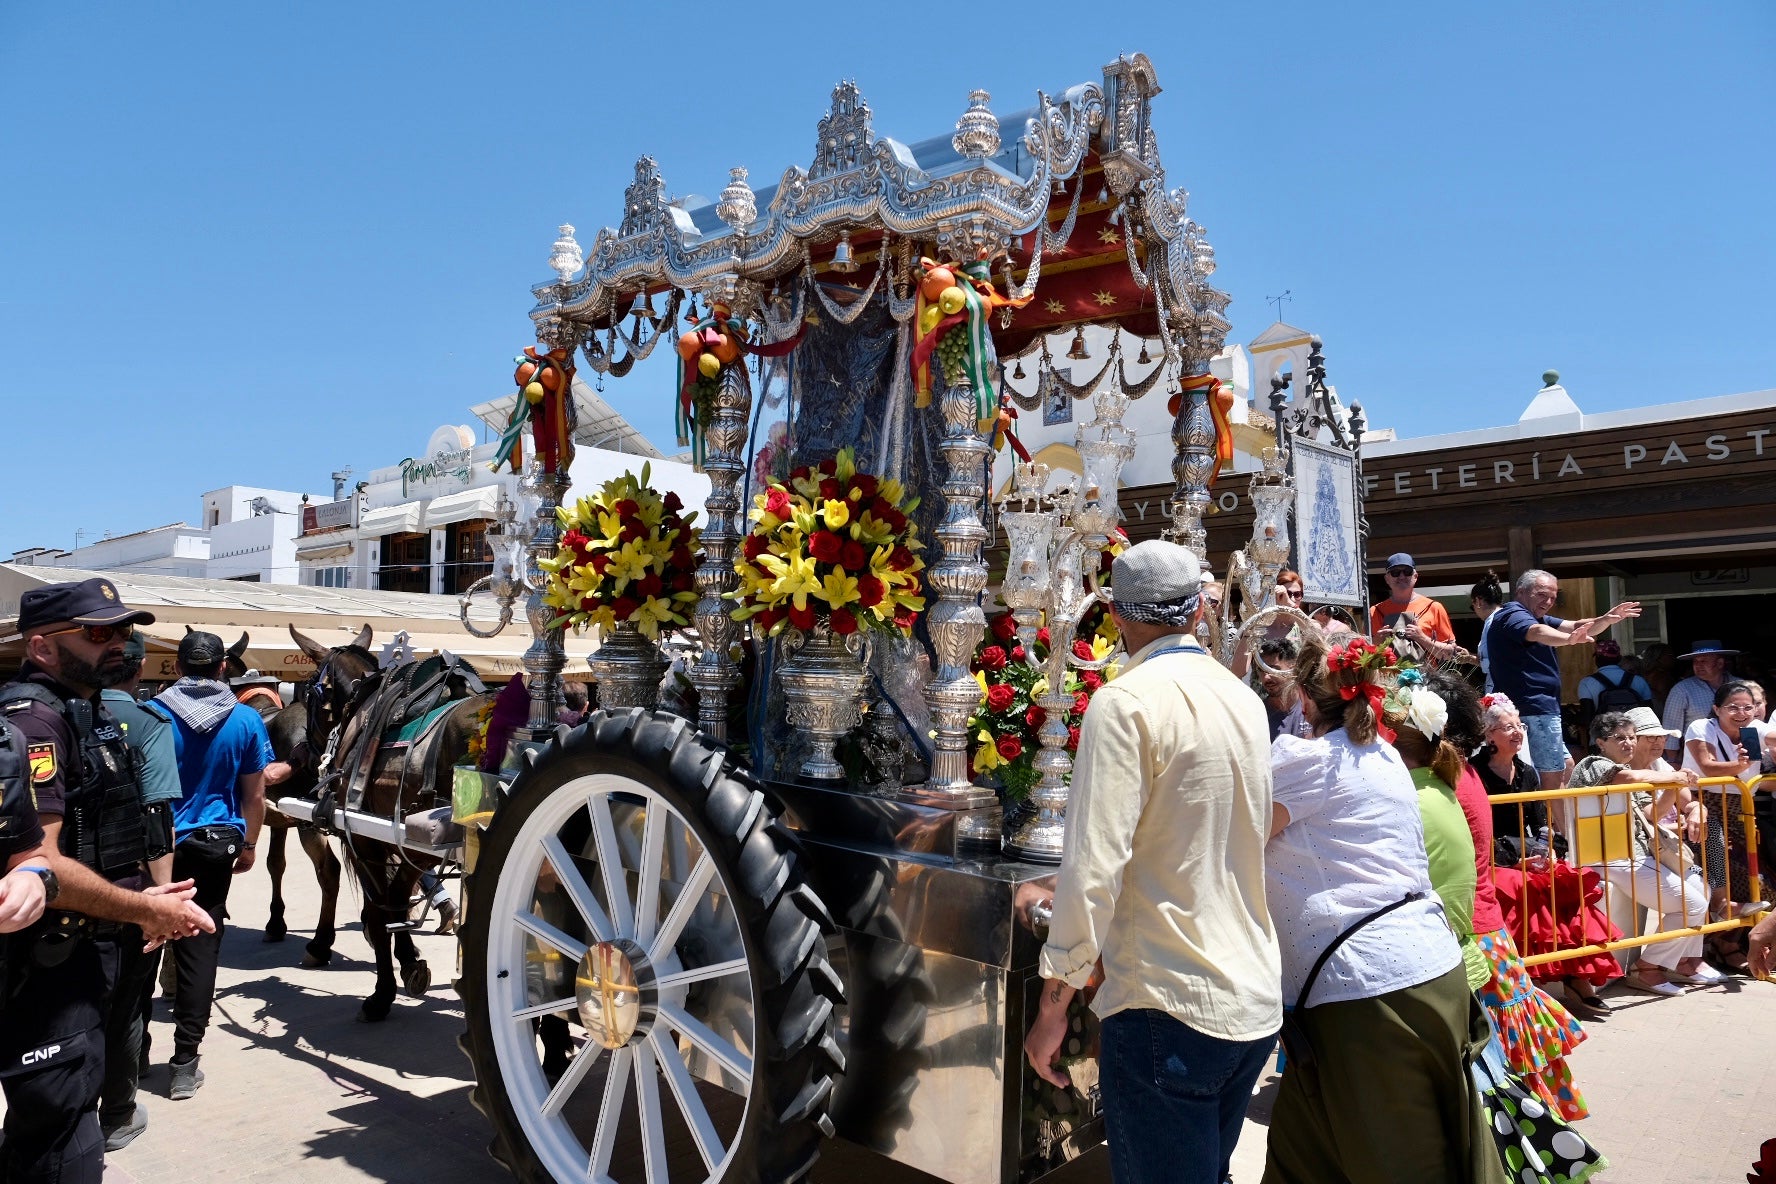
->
<box><xmin>300</xmin><ymin>500</ymin><xmax>353</xmax><ymax>534</ymax></box>
<box><xmin>1364</xmin><ymin>422</ymin><xmax>1774</xmax><ymax>502</ymax></box>
<box><xmin>401</xmin><ymin>447</ymin><xmax>476</xmax><ymax>497</ymax></box>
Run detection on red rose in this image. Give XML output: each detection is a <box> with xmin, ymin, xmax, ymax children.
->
<box><xmin>869</xmin><ymin>496</ymin><xmax>895</xmax><ymax>520</ymax></box>
<box><xmin>851</xmin><ymin>474</ymin><xmax>879</xmax><ymax>500</ymax></box>
<box><xmin>856</xmin><ymin>574</ymin><xmax>885</xmax><ymax>608</ymax></box>
<box><xmin>996</xmin><ymin>734</ymin><xmax>1023</xmax><ymax>761</ymax></box>
<box><xmin>840</xmin><ymin>540</ymin><xmax>867</xmax><ymax>571</ymax></box>
<box><xmin>620</xmin><ymin>521</ymin><xmax>645</xmax><ymax>543</ymax></box>
<box><xmin>1067</xmin><ymin>726</ymin><xmax>1082</xmax><ymax>751</ymax></box>
<box><xmin>579</xmin><ymin>594</ymin><xmax>601</xmax><ymax>611</ymax></box>
<box><xmin>1037</xmin><ymin>627</ymin><xmax>1050</xmax><ymax>645</ymax></box>
<box><xmin>663</xmin><ymin>491</ymin><xmax>684</xmax><ymax>513</ymax></box>
<box><xmin>809</xmin><ymin>531</ymin><xmax>844</xmax><ymax>565</ymax></box>
<box><xmin>1026</xmin><ymin>704</ymin><xmax>1047</xmax><ymax>729</ymax></box>
<box><xmin>986</xmin><ymin>683</ymin><xmax>1016</xmax><ymax>713</ymax></box>
<box><xmin>765</xmin><ymin>487</ymin><xmax>792</xmax><ymax>518</ymax></box>
<box><xmin>1073</xmin><ymin>691</ymin><xmax>1091</xmax><ymax>716</ymax></box>
<box><xmin>638</xmin><ymin>573</ymin><xmax>664</xmax><ymax>598</ymax></box>
<box><xmin>979</xmin><ymin>645</ymin><xmax>1008</xmax><ymax>672</ymax></box>
<box><xmin>830</xmin><ymin>607</ymin><xmax>859</xmax><ymax>635</ymax></box>
<box><xmin>754</xmin><ymin>607</ymin><xmax>780</xmax><ymax>632</ymax></box>
<box><xmin>610</xmin><ymin>595</ymin><xmax>640</xmax><ymax>621</ymax></box>
<box><xmin>1080</xmin><ymin>670</ymin><xmax>1104</xmax><ymax>691</ymax></box>
<box><xmin>743</xmin><ymin>533</ymin><xmax>768</xmax><ymax>561</ymax></box>
<box><xmin>818</xmin><ymin>459</ymin><xmax>837</xmax><ymax>477</ymax></box>
<box><xmin>819</xmin><ymin>478</ymin><xmax>840</xmax><ymax>500</ymax></box>
<box><xmin>788</xmin><ymin>605</ymin><xmax>816</xmax><ymax>632</ymax></box>
<box><xmin>888</xmin><ymin>545</ymin><xmax>916</xmax><ymax>571</ymax></box>
<box><xmin>990</xmin><ymin>613</ymin><xmax>1017</xmax><ymax>642</ymax></box>
<box><xmin>1072</xmin><ymin>639</ymin><xmax>1095</xmax><ymax>661</ymax></box>
<box><xmin>1010</xmin><ymin>645</ymin><xmax>1026</xmax><ymax>661</ymax></box>
<box><xmin>790</xmin><ymin>465</ymin><xmax>811</xmax><ymax>482</ymax></box>
<box><xmin>671</xmin><ymin>571</ymin><xmax>696</xmax><ymax>593</ymax></box>
<box><xmin>893</xmin><ymin>609</ymin><xmax>917</xmax><ymax>631</ymax></box>
<box><xmin>615</xmin><ymin>499</ymin><xmax>640</xmax><ymax>517</ymax></box>
<box><xmin>883</xmin><ymin>506</ymin><xmax>908</xmax><ymax>532</ymax></box>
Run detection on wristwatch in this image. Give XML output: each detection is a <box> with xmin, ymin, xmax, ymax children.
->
<box><xmin>16</xmin><ymin>864</ymin><xmax>59</xmax><ymax>905</ymax></box>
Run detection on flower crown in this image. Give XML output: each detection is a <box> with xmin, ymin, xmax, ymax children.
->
<box><xmin>1327</xmin><ymin>635</ymin><xmax>1391</xmax><ymax>674</ymax></box>
<box><xmin>1480</xmin><ymin>692</ymin><xmax>1515</xmax><ymax>712</ymax></box>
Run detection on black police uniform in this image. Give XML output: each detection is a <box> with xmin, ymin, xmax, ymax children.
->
<box><xmin>0</xmin><ymin>578</ymin><xmax>160</xmax><ymax>1184</ymax></box>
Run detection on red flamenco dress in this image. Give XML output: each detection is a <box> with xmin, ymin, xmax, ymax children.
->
<box><xmin>1493</xmin><ymin>859</ymin><xmax>1623</xmax><ymax>989</ymax></box>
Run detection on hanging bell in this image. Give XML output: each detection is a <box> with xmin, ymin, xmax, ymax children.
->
<box><xmin>1067</xmin><ymin>326</ymin><xmax>1090</xmax><ymax>361</ymax></box>
<box><xmin>1012</xmin><ymin>358</ymin><xmax>1025</xmax><ymax>380</ymax></box>
<box><xmin>637</xmin><ymin>289</ymin><xmax>657</xmax><ymax>323</ymax></box>
<box><xmin>1136</xmin><ymin>340</ymin><xmax>1152</xmax><ymax>365</ymax></box>
<box><xmin>830</xmin><ymin>230</ymin><xmax>858</xmax><ymax>274</ymax></box>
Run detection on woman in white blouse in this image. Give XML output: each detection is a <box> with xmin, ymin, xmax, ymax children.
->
<box><xmin>1262</xmin><ymin>635</ymin><xmax>1499</xmax><ymax>1184</ymax></box>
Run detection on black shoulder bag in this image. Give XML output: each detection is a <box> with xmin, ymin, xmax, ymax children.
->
<box><xmin>1277</xmin><ymin>891</ymin><xmax>1426</xmax><ymax>1095</ymax></box>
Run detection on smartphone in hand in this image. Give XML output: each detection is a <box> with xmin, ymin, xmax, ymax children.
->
<box><xmin>1743</xmin><ymin>726</ymin><xmax>1764</xmax><ymax>767</ymax></box>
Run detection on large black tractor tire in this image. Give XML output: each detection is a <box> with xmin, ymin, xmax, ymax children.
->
<box><xmin>459</xmin><ymin>708</ymin><xmax>845</xmax><ymax>1184</ymax></box>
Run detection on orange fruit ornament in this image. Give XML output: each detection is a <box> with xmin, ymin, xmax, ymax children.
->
<box><xmin>710</xmin><ymin>334</ymin><xmax>741</xmax><ymax>365</ymax></box>
<box><xmin>920</xmin><ymin>265</ymin><xmax>955</xmax><ymax>302</ymax></box>
<box><xmin>676</xmin><ymin>331</ymin><xmax>701</xmax><ymax>362</ymax></box>
<box><xmin>515</xmin><ymin>360</ymin><xmax>538</xmax><ymax>387</ymax></box>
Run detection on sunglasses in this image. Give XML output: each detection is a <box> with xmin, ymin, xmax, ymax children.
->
<box><xmin>1280</xmin><ymin>588</ymin><xmax>1304</xmax><ymax>600</ymax></box>
<box><xmin>42</xmin><ymin>622</ymin><xmax>135</xmax><ymax>645</ymax></box>
<box><xmin>1386</xmin><ymin>569</ymin><xmax>1414</xmax><ymax>578</ymax></box>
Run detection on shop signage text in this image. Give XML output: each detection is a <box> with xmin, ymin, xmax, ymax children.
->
<box><xmin>300</xmin><ymin>500</ymin><xmax>353</xmax><ymax>534</ymax></box>
<box><xmin>401</xmin><ymin>448</ymin><xmax>475</xmax><ymax>497</ymax></box>
<box><xmin>1365</xmin><ymin>426</ymin><xmax>1773</xmax><ymax>499</ymax></box>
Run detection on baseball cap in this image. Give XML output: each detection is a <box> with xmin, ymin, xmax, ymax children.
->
<box><xmin>14</xmin><ymin>577</ymin><xmax>156</xmax><ymax>635</ymax></box>
<box><xmin>1385</xmin><ymin>553</ymin><xmax>1415</xmax><ymax>573</ymax></box>
<box><xmin>177</xmin><ymin>630</ymin><xmax>226</xmax><ymax>670</ymax></box>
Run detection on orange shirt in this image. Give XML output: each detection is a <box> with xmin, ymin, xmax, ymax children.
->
<box><xmin>1370</xmin><ymin>594</ymin><xmax>1455</xmax><ymax>644</ymax></box>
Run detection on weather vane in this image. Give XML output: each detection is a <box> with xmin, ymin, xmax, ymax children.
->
<box><xmin>1265</xmin><ymin>290</ymin><xmax>1292</xmax><ymax>322</ymax></box>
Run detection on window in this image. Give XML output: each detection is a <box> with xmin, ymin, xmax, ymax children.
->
<box><xmin>445</xmin><ymin>519</ymin><xmax>493</xmax><ymax>595</ymax></box>
<box><xmin>310</xmin><ymin>566</ymin><xmax>350</xmax><ymax>588</ymax></box>
<box><xmin>378</xmin><ymin>531</ymin><xmax>431</xmax><ymax>594</ymax></box>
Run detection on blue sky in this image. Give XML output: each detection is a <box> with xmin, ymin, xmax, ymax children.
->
<box><xmin>1</xmin><ymin>2</ymin><xmax>1770</xmax><ymax>556</ymax></box>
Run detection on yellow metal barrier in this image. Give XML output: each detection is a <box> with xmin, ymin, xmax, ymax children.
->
<box><xmin>1488</xmin><ymin>773</ymin><xmax>1771</xmax><ymax>970</ymax></box>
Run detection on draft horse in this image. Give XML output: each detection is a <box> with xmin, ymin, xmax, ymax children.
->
<box><xmin>291</xmin><ymin>625</ymin><xmax>494</xmax><ymax>1021</ymax></box>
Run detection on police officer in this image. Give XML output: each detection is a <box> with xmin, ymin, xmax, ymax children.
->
<box><xmin>0</xmin><ymin>578</ymin><xmax>212</xmax><ymax>1183</ymax></box>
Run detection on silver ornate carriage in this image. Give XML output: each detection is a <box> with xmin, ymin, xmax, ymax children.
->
<box><xmin>435</xmin><ymin>53</ymin><xmax>1353</xmax><ymax>1184</ymax></box>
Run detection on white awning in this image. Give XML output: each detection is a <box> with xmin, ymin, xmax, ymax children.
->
<box><xmin>423</xmin><ymin>486</ymin><xmax>500</xmax><ymax>530</ymax></box>
<box><xmin>294</xmin><ymin>532</ymin><xmax>355</xmax><ymax>559</ymax></box>
<box><xmin>358</xmin><ymin>501</ymin><xmax>423</xmax><ymax>539</ymax></box>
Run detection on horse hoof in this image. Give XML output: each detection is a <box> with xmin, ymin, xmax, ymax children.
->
<box><xmin>302</xmin><ymin>942</ymin><xmax>334</xmax><ymax>968</ymax></box>
<box><xmin>402</xmin><ymin>961</ymin><xmax>432</xmax><ymax>999</ymax></box>
<box><xmin>263</xmin><ymin>923</ymin><xmax>287</xmax><ymax>943</ymax></box>
<box><xmin>358</xmin><ymin>997</ymin><xmax>394</xmax><ymax>1023</ymax></box>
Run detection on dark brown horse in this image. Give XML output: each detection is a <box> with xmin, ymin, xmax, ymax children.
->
<box><xmin>212</xmin><ymin>630</ymin><xmax>346</xmax><ymax>966</ymax></box>
<box><xmin>290</xmin><ymin>625</ymin><xmax>493</xmax><ymax>1021</ymax></box>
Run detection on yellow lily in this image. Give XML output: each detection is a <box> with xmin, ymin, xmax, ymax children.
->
<box><xmin>823</xmin><ymin>498</ymin><xmax>850</xmax><ymax>529</ymax></box>
<box><xmin>820</xmin><ymin>569</ymin><xmax>860</xmax><ymax>609</ymax></box>
<box><xmin>971</xmin><ymin>729</ymin><xmax>1005</xmax><ymax>773</ymax></box>
<box><xmin>775</xmin><ymin>553</ymin><xmax>822</xmax><ymax>611</ymax></box>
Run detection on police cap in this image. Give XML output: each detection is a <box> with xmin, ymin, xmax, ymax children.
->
<box><xmin>15</xmin><ymin>578</ymin><xmax>156</xmax><ymax>635</ymax></box>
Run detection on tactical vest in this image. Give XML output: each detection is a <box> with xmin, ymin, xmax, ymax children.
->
<box><xmin>0</xmin><ymin>682</ymin><xmax>151</xmax><ymax>880</ymax></box>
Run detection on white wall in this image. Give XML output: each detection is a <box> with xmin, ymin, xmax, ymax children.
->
<box><xmin>209</xmin><ymin>512</ymin><xmax>303</xmax><ymax>583</ymax></box>
<box><xmin>51</xmin><ymin>525</ymin><xmax>211</xmax><ymax>577</ymax></box>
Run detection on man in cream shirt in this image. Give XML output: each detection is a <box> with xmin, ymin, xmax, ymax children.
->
<box><xmin>1025</xmin><ymin>540</ymin><xmax>1281</xmax><ymax>1184</ymax></box>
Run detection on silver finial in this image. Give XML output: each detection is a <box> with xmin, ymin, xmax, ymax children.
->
<box><xmin>716</xmin><ymin>167</ymin><xmax>757</xmax><ymax>233</ymax></box>
<box><xmin>952</xmin><ymin>90</ymin><xmax>1001</xmax><ymax>160</ymax></box>
<box><xmin>547</xmin><ymin>224</ymin><xmax>582</xmax><ymax>282</ymax></box>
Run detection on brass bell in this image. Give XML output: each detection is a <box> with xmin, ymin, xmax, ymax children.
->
<box><xmin>1067</xmin><ymin>326</ymin><xmax>1090</xmax><ymax>361</ymax></box>
<box><xmin>830</xmin><ymin>230</ymin><xmax>858</xmax><ymax>274</ymax></box>
<box><xmin>1136</xmin><ymin>340</ymin><xmax>1152</xmax><ymax>365</ymax></box>
<box><xmin>1012</xmin><ymin>358</ymin><xmax>1025</xmax><ymax>380</ymax></box>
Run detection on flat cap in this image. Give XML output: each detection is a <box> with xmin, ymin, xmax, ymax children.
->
<box><xmin>1110</xmin><ymin>540</ymin><xmax>1203</xmax><ymax>605</ymax></box>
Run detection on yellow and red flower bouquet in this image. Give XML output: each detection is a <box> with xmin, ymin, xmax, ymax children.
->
<box><xmin>729</xmin><ymin>447</ymin><xmax>926</xmax><ymax>638</ymax></box>
<box><xmin>540</xmin><ymin>464</ymin><xmax>702</xmax><ymax>640</ymax></box>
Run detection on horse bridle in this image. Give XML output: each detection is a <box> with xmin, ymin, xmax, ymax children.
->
<box><xmin>305</xmin><ymin>646</ymin><xmax>380</xmax><ymax>790</ymax></box>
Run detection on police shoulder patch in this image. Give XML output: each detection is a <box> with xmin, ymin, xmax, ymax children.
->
<box><xmin>27</xmin><ymin>742</ymin><xmax>55</xmax><ymax>785</ymax></box>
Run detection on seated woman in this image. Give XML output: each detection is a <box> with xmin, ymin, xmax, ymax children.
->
<box><xmin>1475</xmin><ymin>693</ymin><xmax>1621</xmax><ymax>1014</ymax></box>
<box><xmin>1263</xmin><ymin>635</ymin><xmax>1499</xmax><ymax>1184</ymax></box>
<box><xmin>1680</xmin><ymin>680</ymin><xmax>1771</xmax><ymax>942</ymax></box>
<box><xmin>1574</xmin><ymin>711</ymin><xmax>1716</xmax><ymax>995</ymax></box>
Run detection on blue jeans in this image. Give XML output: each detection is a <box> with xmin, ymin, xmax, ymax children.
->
<box><xmin>1522</xmin><ymin>711</ymin><xmax>1568</xmax><ymax>774</ymax></box>
<box><xmin>1100</xmin><ymin>1009</ymin><xmax>1275</xmax><ymax>1184</ymax></box>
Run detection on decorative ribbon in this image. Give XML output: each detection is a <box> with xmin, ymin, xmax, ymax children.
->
<box><xmin>910</xmin><ymin>258</ymin><xmax>1033</xmax><ymax>417</ymax></box>
<box><xmin>1338</xmin><ymin>681</ymin><xmax>1397</xmax><ymax>743</ymax></box>
<box><xmin>492</xmin><ymin>346</ymin><xmax>574</xmax><ymax>475</ymax></box>
<box><xmin>675</xmin><ymin>305</ymin><xmax>808</xmax><ymax>466</ymax></box>
<box><xmin>986</xmin><ymin>388</ymin><xmax>1030</xmax><ymax>461</ymax></box>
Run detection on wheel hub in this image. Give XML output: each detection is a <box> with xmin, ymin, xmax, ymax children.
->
<box><xmin>575</xmin><ymin>939</ymin><xmax>651</xmax><ymax>1049</ymax></box>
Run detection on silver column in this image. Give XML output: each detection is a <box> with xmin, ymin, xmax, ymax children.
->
<box><xmin>902</xmin><ymin>376</ymin><xmax>997</xmax><ymax>831</ymax></box>
<box><xmin>1167</xmin><ymin>363</ymin><xmax>1216</xmax><ymax>562</ymax></box>
<box><xmin>517</xmin><ymin>466</ymin><xmax>571</xmax><ymax>742</ymax></box>
<box><xmin>688</xmin><ymin>354</ymin><xmax>751</xmax><ymax>741</ymax></box>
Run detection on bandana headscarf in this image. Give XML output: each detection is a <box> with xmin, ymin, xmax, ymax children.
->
<box><xmin>1112</xmin><ymin>593</ymin><xmax>1202</xmax><ymax>629</ymax></box>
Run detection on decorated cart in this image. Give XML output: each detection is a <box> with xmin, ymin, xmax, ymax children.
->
<box><xmin>430</xmin><ymin>53</ymin><xmax>1363</xmax><ymax>1184</ymax></box>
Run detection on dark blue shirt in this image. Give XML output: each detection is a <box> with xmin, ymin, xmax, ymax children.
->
<box><xmin>1487</xmin><ymin>601</ymin><xmax>1567</xmax><ymax>717</ymax></box>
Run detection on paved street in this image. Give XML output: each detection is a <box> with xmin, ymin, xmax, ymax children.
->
<box><xmin>19</xmin><ymin>850</ymin><xmax>1764</xmax><ymax>1184</ymax></box>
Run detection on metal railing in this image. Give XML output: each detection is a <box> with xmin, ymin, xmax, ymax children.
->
<box><xmin>1489</xmin><ymin>772</ymin><xmax>1770</xmax><ymax>969</ymax></box>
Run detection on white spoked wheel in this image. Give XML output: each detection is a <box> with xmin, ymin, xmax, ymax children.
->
<box><xmin>461</xmin><ymin>710</ymin><xmax>843</xmax><ymax>1184</ymax></box>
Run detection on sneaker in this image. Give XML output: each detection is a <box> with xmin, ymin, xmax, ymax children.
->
<box><xmin>1667</xmin><ymin>963</ymin><xmax>1727</xmax><ymax>985</ymax></box>
<box><xmin>435</xmin><ymin>899</ymin><xmax>459</xmax><ymax>936</ymax></box>
<box><xmin>169</xmin><ymin>1056</ymin><xmax>205</xmax><ymax>1100</ymax></box>
<box><xmin>103</xmin><ymin>1105</ymin><xmax>148</xmax><ymax>1151</ymax></box>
